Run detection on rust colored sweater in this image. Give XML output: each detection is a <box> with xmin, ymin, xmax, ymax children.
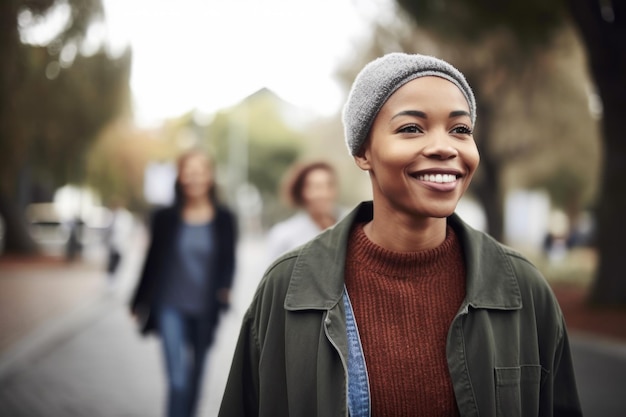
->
<box><xmin>345</xmin><ymin>223</ymin><xmax>466</xmax><ymax>416</ymax></box>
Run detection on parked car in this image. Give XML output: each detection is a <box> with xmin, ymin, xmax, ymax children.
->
<box><xmin>25</xmin><ymin>203</ymin><xmax>69</xmax><ymax>249</ymax></box>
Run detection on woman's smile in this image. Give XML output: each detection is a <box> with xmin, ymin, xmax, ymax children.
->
<box><xmin>410</xmin><ymin>168</ymin><xmax>463</xmax><ymax>192</ymax></box>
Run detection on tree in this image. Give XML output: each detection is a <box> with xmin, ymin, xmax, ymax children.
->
<box><xmin>206</xmin><ymin>88</ymin><xmax>306</xmax><ymax>226</ymax></box>
<box><xmin>0</xmin><ymin>0</ymin><xmax>130</xmax><ymax>254</ymax></box>
<box><xmin>396</xmin><ymin>0</ymin><xmax>626</xmax><ymax>305</ymax></box>
<box><xmin>86</xmin><ymin>120</ymin><xmax>157</xmax><ymax>212</ymax></box>
<box><xmin>567</xmin><ymin>1</ymin><xmax>626</xmax><ymax>305</ymax></box>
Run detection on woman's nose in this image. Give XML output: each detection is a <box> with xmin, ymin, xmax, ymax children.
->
<box><xmin>423</xmin><ymin>131</ymin><xmax>458</xmax><ymax>160</ymax></box>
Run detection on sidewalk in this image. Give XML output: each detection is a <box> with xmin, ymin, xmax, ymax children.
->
<box><xmin>0</xmin><ymin>254</ymin><xmax>109</xmax><ymax>380</ymax></box>
<box><xmin>0</xmin><ymin>250</ymin><xmax>166</xmax><ymax>417</ymax></box>
<box><xmin>0</xmin><ymin>256</ymin><xmax>103</xmax><ymax>349</ymax></box>
<box><xmin>0</xmin><ymin>232</ymin><xmax>262</xmax><ymax>417</ymax></box>
<box><xmin>0</xmin><ymin>221</ymin><xmax>149</xmax><ymax>372</ymax></box>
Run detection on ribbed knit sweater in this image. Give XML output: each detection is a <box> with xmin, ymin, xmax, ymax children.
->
<box><xmin>344</xmin><ymin>223</ymin><xmax>466</xmax><ymax>416</ymax></box>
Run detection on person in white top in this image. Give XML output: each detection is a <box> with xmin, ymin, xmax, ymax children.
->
<box><xmin>266</xmin><ymin>161</ymin><xmax>344</xmax><ymax>262</ymax></box>
<box><xmin>105</xmin><ymin>197</ymin><xmax>134</xmax><ymax>280</ymax></box>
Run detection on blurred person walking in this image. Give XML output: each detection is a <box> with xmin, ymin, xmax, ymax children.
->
<box><xmin>219</xmin><ymin>53</ymin><xmax>581</xmax><ymax>416</ymax></box>
<box><xmin>104</xmin><ymin>197</ymin><xmax>134</xmax><ymax>284</ymax></box>
<box><xmin>266</xmin><ymin>161</ymin><xmax>344</xmax><ymax>262</ymax></box>
<box><xmin>131</xmin><ymin>148</ymin><xmax>237</xmax><ymax>417</ymax></box>
<box><xmin>65</xmin><ymin>215</ymin><xmax>84</xmax><ymax>262</ymax></box>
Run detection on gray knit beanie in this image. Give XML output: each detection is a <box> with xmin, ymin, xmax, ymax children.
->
<box><xmin>342</xmin><ymin>52</ymin><xmax>476</xmax><ymax>156</ymax></box>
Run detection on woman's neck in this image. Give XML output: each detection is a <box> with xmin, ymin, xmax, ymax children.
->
<box><xmin>363</xmin><ymin>207</ymin><xmax>447</xmax><ymax>252</ymax></box>
<box><xmin>182</xmin><ymin>197</ymin><xmax>215</xmax><ymax>224</ymax></box>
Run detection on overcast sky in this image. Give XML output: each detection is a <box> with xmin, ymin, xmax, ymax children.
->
<box><xmin>101</xmin><ymin>0</ymin><xmax>383</xmax><ymax>126</ymax></box>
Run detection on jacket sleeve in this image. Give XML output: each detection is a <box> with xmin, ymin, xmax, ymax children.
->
<box><xmin>129</xmin><ymin>209</ymin><xmax>162</xmax><ymax>314</ymax></box>
<box><xmin>217</xmin><ymin>208</ymin><xmax>238</xmax><ymax>291</ymax></box>
<box><xmin>218</xmin><ymin>312</ymin><xmax>260</xmax><ymax>417</ymax></box>
<box><xmin>551</xmin><ymin>319</ymin><xmax>583</xmax><ymax>417</ymax></box>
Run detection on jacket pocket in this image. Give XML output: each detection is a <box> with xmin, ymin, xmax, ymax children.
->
<box><xmin>495</xmin><ymin>365</ymin><xmax>544</xmax><ymax>417</ymax></box>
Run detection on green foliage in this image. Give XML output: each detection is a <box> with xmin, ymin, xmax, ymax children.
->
<box><xmin>247</xmin><ymin>141</ymin><xmax>300</xmax><ymax>198</ymax></box>
<box><xmin>22</xmin><ymin>46</ymin><xmax>131</xmax><ymax>186</ymax></box>
<box><xmin>85</xmin><ymin>121</ymin><xmax>157</xmax><ymax>212</ymax></box>
<box><xmin>1</xmin><ymin>0</ymin><xmax>129</xmax><ymax>192</ymax></box>
<box><xmin>203</xmin><ymin>88</ymin><xmax>304</xmax><ymax>200</ymax></box>
<box><xmin>19</xmin><ymin>0</ymin><xmax>104</xmax><ymax>44</ymax></box>
<box><xmin>0</xmin><ymin>0</ymin><xmax>131</xmax><ymax>253</ymax></box>
<box><xmin>397</xmin><ymin>0</ymin><xmax>566</xmax><ymax>48</ymax></box>
<box><xmin>540</xmin><ymin>168</ymin><xmax>588</xmax><ymax>210</ymax></box>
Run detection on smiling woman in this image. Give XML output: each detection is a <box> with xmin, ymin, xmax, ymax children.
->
<box><xmin>218</xmin><ymin>52</ymin><xmax>582</xmax><ymax>417</ymax></box>
<box><xmin>102</xmin><ymin>0</ymin><xmax>370</xmax><ymax>125</ymax></box>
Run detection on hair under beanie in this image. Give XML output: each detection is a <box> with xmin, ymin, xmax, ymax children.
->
<box><xmin>342</xmin><ymin>52</ymin><xmax>476</xmax><ymax>156</ymax></box>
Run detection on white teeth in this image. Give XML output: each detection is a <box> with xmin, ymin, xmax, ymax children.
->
<box><xmin>417</xmin><ymin>174</ymin><xmax>457</xmax><ymax>183</ymax></box>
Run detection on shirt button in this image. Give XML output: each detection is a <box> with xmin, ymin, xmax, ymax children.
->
<box><xmin>325</xmin><ymin>318</ymin><xmax>331</xmax><ymax>325</ymax></box>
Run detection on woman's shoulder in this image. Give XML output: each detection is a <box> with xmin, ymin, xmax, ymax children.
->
<box><xmin>244</xmin><ymin>251</ymin><xmax>299</xmax><ymax>317</ymax></box>
<box><xmin>482</xmin><ymin>234</ymin><xmax>562</xmax><ymax>315</ymax></box>
<box><xmin>214</xmin><ymin>204</ymin><xmax>233</xmax><ymax>219</ymax></box>
<box><xmin>451</xmin><ymin>215</ymin><xmax>554</xmax><ymax>294</ymax></box>
<box><xmin>147</xmin><ymin>205</ymin><xmax>178</xmax><ymax>226</ymax></box>
<box><xmin>211</xmin><ymin>204</ymin><xmax>236</xmax><ymax>227</ymax></box>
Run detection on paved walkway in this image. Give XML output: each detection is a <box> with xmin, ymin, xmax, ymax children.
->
<box><xmin>0</xmin><ymin>226</ymin><xmax>263</xmax><ymax>417</ymax></box>
<box><xmin>0</xmin><ymin>228</ymin><xmax>625</xmax><ymax>416</ymax></box>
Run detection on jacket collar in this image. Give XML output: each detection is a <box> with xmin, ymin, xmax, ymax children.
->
<box><xmin>284</xmin><ymin>201</ymin><xmax>522</xmax><ymax>311</ymax></box>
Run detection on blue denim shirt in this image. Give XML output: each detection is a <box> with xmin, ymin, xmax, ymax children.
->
<box><xmin>343</xmin><ymin>289</ymin><xmax>370</xmax><ymax>417</ymax></box>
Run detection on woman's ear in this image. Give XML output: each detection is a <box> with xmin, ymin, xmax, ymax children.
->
<box><xmin>353</xmin><ymin>150</ymin><xmax>371</xmax><ymax>172</ymax></box>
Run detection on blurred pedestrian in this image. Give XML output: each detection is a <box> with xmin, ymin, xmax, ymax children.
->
<box><xmin>219</xmin><ymin>53</ymin><xmax>581</xmax><ymax>416</ymax></box>
<box><xmin>105</xmin><ymin>197</ymin><xmax>134</xmax><ymax>283</ymax></box>
<box><xmin>131</xmin><ymin>148</ymin><xmax>237</xmax><ymax>417</ymax></box>
<box><xmin>266</xmin><ymin>161</ymin><xmax>344</xmax><ymax>262</ymax></box>
<box><xmin>65</xmin><ymin>215</ymin><xmax>84</xmax><ymax>262</ymax></box>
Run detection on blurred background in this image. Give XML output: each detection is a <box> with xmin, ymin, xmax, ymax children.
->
<box><xmin>0</xmin><ymin>0</ymin><xmax>624</xmax><ymax>416</ymax></box>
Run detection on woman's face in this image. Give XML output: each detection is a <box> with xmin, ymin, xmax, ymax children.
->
<box><xmin>178</xmin><ymin>153</ymin><xmax>213</xmax><ymax>201</ymax></box>
<box><xmin>355</xmin><ymin>76</ymin><xmax>480</xmax><ymax>220</ymax></box>
<box><xmin>301</xmin><ymin>168</ymin><xmax>338</xmax><ymax>217</ymax></box>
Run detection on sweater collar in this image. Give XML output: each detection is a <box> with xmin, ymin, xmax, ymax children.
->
<box><xmin>348</xmin><ymin>222</ymin><xmax>460</xmax><ymax>279</ymax></box>
<box><xmin>284</xmin><ymin>201</ymin><xmax>522</xmax><ymax>311</ymax></box>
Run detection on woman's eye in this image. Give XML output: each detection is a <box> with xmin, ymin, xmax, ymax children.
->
<box><xmin>451</xmin><ymin>125</ymin><xmax>473</xmax><ymax>135</ymax></box>
<box><xmin>398</xmin><ymin>124</ymin><xmax>423</xmax><ymax>134</ymax></box>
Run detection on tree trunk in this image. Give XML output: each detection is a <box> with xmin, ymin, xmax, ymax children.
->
<box><xmin>0</xmin><ymin>191</ymin><xmax>39</xmax><ymax>255</ymax></box>
<box><xmin>569</xmin><ymin>0</ymin><xmax>626</xmax><ymax>305</ymax></box>
<box><xmin>472</xmin><ymin>156</ymin><xmax>504</xmax><ymax>242</ymax></box>
<box><xmin>471</xmin><ymin>99</ymin><xmax>505</xmax><ymax>242</ymax></box>
<box><xmin>0</xmin><ymin>1</ymin><xmax>37</xmax><ymax>255</ymax></box>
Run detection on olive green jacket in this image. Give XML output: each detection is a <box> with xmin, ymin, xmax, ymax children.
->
<box><xmin>219</xmin><ymin>202</ymin><xmax>582</xmax><ymax>417</ymax></box>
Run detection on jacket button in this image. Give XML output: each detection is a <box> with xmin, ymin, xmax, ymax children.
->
<box><xmin>325</xmin><ymin>318</ymin><xmax>331</xmax><ymax>325</ymax></box>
